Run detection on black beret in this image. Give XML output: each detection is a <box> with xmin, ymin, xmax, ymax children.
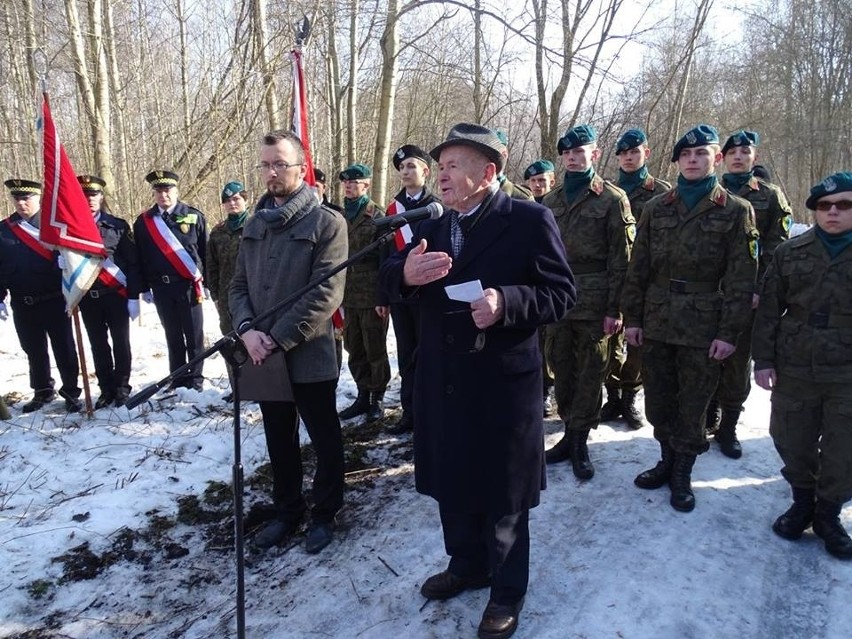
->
<box><xmin>392</xmin><ymin>145</ymin><xmax>430</xmax><ymax>170</ymax></box>
<box><xmin>722</xmin><ymin>130</ymin><xmax>760</xmax><ymax>155</ymax></box>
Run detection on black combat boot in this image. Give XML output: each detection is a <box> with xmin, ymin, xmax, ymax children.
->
<box><xmin>669</xmin><ymin>453</ymin><xmax>697</xmax><ymax>512</ymax></box>
<box><xmin>339</xmin><ymin>389</ymin><xmax>369</xmax><ymax>420</ymax></box>
<box><xmin>812</xmin><ymin>498</ymin><xmax>852</xmax><ymax>560</ymax></box>
<box><xmin>95</xmin><ymin>390</ymin><xmax>116</xmax><ymax>410</ymax></box>
<box><xmin>387</xmin><ymin>411</ymin><xmax>413</xmax><ymax>434</ymax></box>
<box><xmin>114</xmin><ymin>378</ymin><xmax>132</xmax><ymax>407</ymax></box>
<box><xmin>365</xmin><ymin>391</ymin><xmax>385</xmax><ymax>423</ymax></box>
<box><xmin>634</xmin><ymin>441</ymin><xmax>674</xmax><ymax>489</ymax></box>
<box><xmin>714</xmin><ymin>409</ymin><xmax>742</xmax><ymax>459</ymax></box>
<box><xmin>22</xmin><ymin>391</ymin><xmax>56</xmax><ymax>413</ymax></box>
<box><xmin>545</xmin><ymin>427</ymin><xmax>573</xmax><ymax>464</ymax></box>
<box><xmin>599</xmin><ymin>384</ymin><xmax>622</xmax><ymax>421</ymax></box>
<box><xmin>621</xmin><ymin>390</ymin><xmax>644</xmax><ymax>430</ymax></box>
<box><xmin>705</xmin><ymin>398</ymin><xmax>721</xmax><ymax>437</ymax></box>
<box><xmin>772</xmin><ymin>486</ymin><xmax>816</xmax><ymax>540</ymax></box>
<box><xmin>570</xmin><ymin>429</ymin><xmax>595</xmax><ymax>480</ymax></box>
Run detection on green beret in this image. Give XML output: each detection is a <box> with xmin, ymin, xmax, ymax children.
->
<box><xmin>392</xmin><ymin>145</ymin><xmax>430</xmax><ymax>170</ymax></box>
<box><xmin>145</xmin><ymin>170</ymin><xmax>179</xmax><ymax>187</ymax></box>
<box><xmin>806</xmin><ymin>172</ymin><xmax>852</xmax><ymax>210</ymax></box>
<box><xmin>430</xmin><ymin>123</ymin><xmax>507</xmax><ymax>172</ymax></box>
<box><xmin>77</xmin><ymin>175</ymin><xmax>106</xmax><ymax>193</ymax></box>
<box><xmin>524</xmin><ymin>160</ymin><xmax>555</xmax><ymax>180</ymax></box>
<box><xmin>670</xmin><ymin>125</ymin><xmax>719</xmax><ymax>162</ymax></box>
<box><xmin>557</xmin><ymin>124</ymin><xmax>597</xmax><ymax>153</ymax></box>
<box><xmin>722</xmin><ymin>130</ymin><xmax>760</xmax><ymax>155</ymax></box>
<box><xmin>221</xmin><ymin>180</ymin><xmax>245</xmax><ymax>202</ymax></box>
<box><xmin>615</xmin><ymin>129</ymin><xmax>648</xmax><ymax>155</ymax></box>
<box><xmin>4</xmin><ymin>178</ymin><xmax>41</xmax><ymax>197</ymax></box>
<box><xmin>339</xmin><ymin>163</ymin><xmax>372</xmax><ymax>181</ymax></box>
<box><xmin>493</xmin><ymin>129</ymin><xmax>509</xmax><ymax>146</ymax></box>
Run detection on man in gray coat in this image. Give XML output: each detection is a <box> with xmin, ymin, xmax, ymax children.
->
<box><xmin>229</xmin><ymin>130</ymin><xmax>348</xmax><ymax>554</ymax></box>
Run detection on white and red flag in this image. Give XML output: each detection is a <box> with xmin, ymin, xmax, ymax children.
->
<box><xmin>38</xmin><ymin>93</ymin><xmax>106</xmax><ymax>314</ymax></box>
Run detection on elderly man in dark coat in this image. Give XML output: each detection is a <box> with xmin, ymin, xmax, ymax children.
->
<box><xmin>380</xmin><ymin>123</ymin><xmax>576</xmax><ymax>639</ymax></box>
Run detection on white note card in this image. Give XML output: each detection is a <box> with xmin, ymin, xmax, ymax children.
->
<box><xmin>445</xmin><ymin>279</ymin><xmax>485</xmax><ymax>303</ymax></box>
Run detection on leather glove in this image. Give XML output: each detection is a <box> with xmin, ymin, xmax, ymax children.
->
<box><xmin>0</xmin><ymin>302</ymin><xmax>7</xmax><ymax>321</ymax></box>
<box><xmin>141</xmin><ymin>291</ymin><xmax>154</xmax><ymax>304</ymax></box>
<box><xmin>127</xmin><ymin>299</ymin><xmax>140</xmax><ymax>320</ymax></box>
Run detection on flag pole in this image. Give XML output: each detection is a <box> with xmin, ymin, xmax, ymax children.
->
<box><xmin>72</xmin><ymin>308</ymin><xmax>95</xmax><ymax>417</ymax></box>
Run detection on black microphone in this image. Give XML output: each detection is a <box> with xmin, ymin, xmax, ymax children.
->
<box><xmin>372</xmin><ymin>202</ymin><xmax>444</xmax><ymax>228</ymax></box>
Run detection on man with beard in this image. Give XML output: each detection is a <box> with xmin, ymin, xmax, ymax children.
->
<box><xmin>230</xmin><ymin>130</ymin><xmax>347</xmax><ymax>554</ymax></box>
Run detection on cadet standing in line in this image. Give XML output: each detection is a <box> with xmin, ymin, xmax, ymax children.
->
<box><xmin>622</xmin><ymin>125</ymin><xmax>759</xmax><ymax>512</ymax></box>
<box><xmin>336</xmin><ymin>164</ymin><xmax>391</xmax><ymax>423</ymax></box>
<box><xmin>523</xmin><ymin>160</ymin><xmax>557</xmax><ymax>203</ymax></box>
<box><xmin>314</xmin><ymin>169</ymin><xmax>342</xmax><ymax>212</ymax></box>
<box><xmin>710</xmin><ymin>130</ymin><xmax>792</xmax><ymax>458</ymax></box>
<box><xmin>753</xmin><ymin>172</ymin><xmax>852</xmax><ymax>560</ymax></box>
<box><xmin>384</xmin><ymin>144</ymin><xmax>440</xmax><ymax>434</ymax></box>
<box><xmin>76</xmin><ymin>175</ymin><xmax>142</xmax><ymax>408</ymax></box>
<box><xmin>134</xmin><ymin>171</ymin><xmax>207</xmax><ymax>390</ymax></box>
<box><xmin>0</xmin><ymin>179</ymin><xmax>81</xmax><ymax>412</ymax></box>
<box><xmin>543</xmin><ymin>124</ymin><xmax>635</xmax><ymax>480</ymax></box>
<box><xmin>599</xmin><ymin>129</ymin><xmax>671</xmax><ymax>430</ymax></box>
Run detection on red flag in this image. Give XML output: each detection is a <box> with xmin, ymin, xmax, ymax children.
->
<box><xmin>291</xmin><ymin>49</ymin><xmax>316</xmax><ymax>187</ymax></box>
<box><xmin>39</xmin><ymin>92</ymin><xmax>106</xmax><ymax>313</ymax></box>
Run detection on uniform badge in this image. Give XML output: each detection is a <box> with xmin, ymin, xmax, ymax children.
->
<box><xmin>748</xmin><ymin>238</ymin><xmax>759</xmax><ymax>260</ymax></box>
<box><xmin>627</xmin><ymin>225</ymin><xmax>636</xmax><ymax>242</ymax></box>
<box><xmin>782</xmin><ymin>215</ymin><xmax>792</xmax><ymax>233</ymax></box>
<box><xmin>180</xmin><ymin>223</ymin><xmax>189</xmax><ymax>234</ymax></box>
<box><xmin>686</xmin><ymin>131</ymin><xmax>697</xmax><ymax>144</ymax></box>
<box><xmin>396</xmin><ymin>149</ymin><xmax>404</xmax><ymax>159</ymax></box>
<box><xmin>823</xmin><ymin>176</ymin><xmax>837</xmax><ymax>192</ymax></box>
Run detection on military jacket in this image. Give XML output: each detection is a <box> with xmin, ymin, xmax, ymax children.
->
<box><xmin>206</xmin><ymin>220</ymin><xmax>244</xmax><ymax>303</ymax></box>
<box><xmin>92</xmin><ymin>211</ymin><xmax>143</xmax><ymax>298</ymax></box>
<box><xmin>624</xmin><ymin>174</ymin><xmax>672</xmax><ymax>222</ymax></box>
<box><xmin>343</xmin><ymin>199</ymin><xmax>388</xmax><ymax>308</ymax></box>
<box><xmin>753</xmin><ymin>229</ymin><xmax>852</xmax><ymax>383</ymax></box>
<box><xmin>133</xmin><ymin>201</ymin><xmax>207</xmax><ymax>291</ymax></box>
<box><xmin>0</xmin><ymin>213</ymin><xmax>61</xmax><ymax>299</ymax></box>
<box><xmin>500</xmin><ymin>178</ymin><xmax>534</xmax><ymax>201</ymax></box>
<box><xmin>543</xmin><ymin>174</ymin><xmax>635</xmax><ymax>321</ymax></box>
<box><xmin>730</xmin><ymin>177</ymin><xmax>792</xmax><ymax>280</ymax></box>
<box><xmin>621</xmin><ymin>184</ymin><xmax>759</xmax><ymax>347</ymax></box>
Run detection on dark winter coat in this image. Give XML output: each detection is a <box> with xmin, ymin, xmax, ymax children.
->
<box><xmin>380</xmin><ymin>189</ymin><xmax>576</xmax><ymax>515</ymax></box>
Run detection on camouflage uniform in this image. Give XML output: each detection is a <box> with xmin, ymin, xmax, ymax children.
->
<box><xmin>621</xmin><ymin>183</ymin><xmax>758</xmax><ymax>455</ymax></box>
<box><xmin>207</xmin><ymin>220</ymin><xmax>244</xmax><ymax>335</ymax></box>
<box><xmin>604</xmin><ymin>174</ymin><xmax>672</xmax><ymax>400</ymax></box>
<box><xmin>343</xmin><ymin>200</ymin><xmax>391</xmax><ymax>394</ymax></box>
<box><xmin>500</xmin><ymin>177</ymin><xmax>534</xmax><ymax>200</ymax></box>
<box><xmin>752</xmin><ymin>228</ymin><xmax>852</xmax><ymax>504</ymax></box>
<box><xmin>716</xmin><ymin>177</ymin><xmax>792</xmax><ymax>411</ymax></box>
<box><xmin>544</xmin><ymin>174</ymin><xmax>634</xmax><ymax>434</ymax></box>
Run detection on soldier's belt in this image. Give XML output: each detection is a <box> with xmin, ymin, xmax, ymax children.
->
<box><xmin>87</xmin><ymin>287</ymin><xmax>117</xmax><ymax>299</ymax></box>
<box><xmin>785</xmin><ymin>305</ymin><xmax>852</xmax><ymax>329</ymax></box>
<box><xmin>15</xmin><ymin>291</ymin><xmax>63</xmax><ymax>306</ymax></box>
<box><xmin>653</xmin><ymin>276</ymin><xmax>720</xmax><ymax>294</ymax></box>
<box><xmin>570</xmin><ymin>260</ymin><xmax>607</xmax><ymax>275</ymax></box>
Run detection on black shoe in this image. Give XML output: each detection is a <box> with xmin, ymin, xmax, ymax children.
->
<box><xmin>420</xmin><ymin>570</ymin><xmax>490</xmax><ymax>601</ymax></box>
<box><xmin>599</xmin><ymin>385</ymin><xmax>622</xmax><ymax>422</ymax></box>
<box><xmin>634</xmin><ymin>442</ymin><xmax>674</xmax><ymax>489</ymax></box>
<box><xmin>22</xmin><ymin>392</ymin><xmax>56</xmax><ymax>413</ymax></box>
<box><xmin>339</xmin><ymin>390</ymin><xmax>369</xmax><ymax>420</ymax></box>
<box><xmin>114</xmin><ymin>387</ymin><xmax>130</xmax><ymax>407</ymax></box>
<box><xmin>570</xmin><ymin>429</ymin><xmax>595</xmax><ymax>480</ymax></box>
<box><xmin>387</xmin><ymin>411</ymin><xmax>413</xmax><ymax>434</ymax></box>
<box><xmin>305</xmin><ymin>521</ymin><xmax>335</xmax><ymax>554</ymax></box>
<box><xmin>669</xmin><ymin>453</ymin><xmax>697</xmax><ymax>512</ymax></box>
<box><xmin>365</xmin><ymin>392</ymin><xmax>385</xmax><ymax>423</ymax></box>
<box><xmin>253</xmin><ymin>518</ymin><xmax>301</xmax><ymax>549</ymax></box>
<box><xmin>478</xmin><ymin>599</ymin><xmax>524</xmax><ymax>639</ymax></box>
<box><xmin>772</xmin><ymin>487</ymin><xmax>816</xmax><ymax>541</ymax></box>
<box><xmin>714</xmin><ymin>409</ymin><xmax>743</xmax><ymax>458</ymax></box>
<box><xmin>59</xmin><ymin>390</ymin><xmax>83</xmax><ymax>413</ymax></box>
<box><xmin>222</xmin><ymin>392</ymin><xmax>233</xmax><ymax>403</ymax></box>
<box><xmin>95</xmin><ymin>392</ymin><xmax>116</xmax><ymax>410</ymax></box>
<box><xmin>190</xmin><ymin>380</ymin><xmax>204</xmax><ymax>391</ymax></box>
<box><xmin>813</xmin><ymin>499</ymin><xmax>852</xmax><ymax>560</ymax></box>
<box><xmin>621</xmin><ymin>390</ymin><xmax>645</xmax><ymax>430</ymax></box>
<box><xmin>545</xmin><ymin>431</ymin><xmax>572</xmax><ymax>465</ymax></box>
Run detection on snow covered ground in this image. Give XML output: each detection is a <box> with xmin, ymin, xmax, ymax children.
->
<box><xmin>0</xmin><ymin>300</ymin><xmax>849</xmax><ymax>639</ymax></box>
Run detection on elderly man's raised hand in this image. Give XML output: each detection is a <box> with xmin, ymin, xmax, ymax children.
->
<box><xmin>403</xmin><ymin>239</ymin><xmax>452</xmax><ymax>286</ymax></box>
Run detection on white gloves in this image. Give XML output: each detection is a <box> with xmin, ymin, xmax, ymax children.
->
<box><xmin>0</xmin><ymin>302</ymin><xmax>7</xmax><ymax>321</ymax></box>
<box><xmin>57</xmin><ymin>254</ymin><xmax>66</xmax><ymax>269</ymax></box>
<box><xmin>203</xmin><ymin>287</ymin><xmax>211</xmax><ymax>300</ymax></box>
<box><xmin>127</xmin><ymin>299</ymin><xmax>140</xmax><ymax>320</ymax></box>
<box><xmin>141</xmin><ymin>291</ymin><xmax>154</xmax><ymax>304</ymax></box>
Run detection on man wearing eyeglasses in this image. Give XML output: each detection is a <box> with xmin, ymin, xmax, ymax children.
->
<box><xmin>336</xmin><ymin>163</ymin><xmax>391</xmax><ymax>424</ymax></box>
<box><xmin>230</xmin><ymin>130</ymin><xmax>347</xmax><ymax>554</ymax></box>
<box><xmin>708</xmin><ymin>131</ymin><xmax>793</xmax><ymax>459</ymax></box>
<box><xmin>753</xmin><ymin>172</ymin><xmax>852</xmax><ymax>560</ymax></box>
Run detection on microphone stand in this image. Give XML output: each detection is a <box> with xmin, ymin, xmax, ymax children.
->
<box><xmin>125</xmin><ymin>227</ymin><xmax>398</xmax><ymax>639</ymax></box>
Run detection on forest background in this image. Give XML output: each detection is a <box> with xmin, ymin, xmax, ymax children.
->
<box><xmin>1</xmin><ymin>0</ymin><xmax>850</xmax><ymax>225</ymax></box>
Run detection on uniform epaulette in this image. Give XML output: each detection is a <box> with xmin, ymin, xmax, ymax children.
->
<box><xmin>663</xmin><ymin>189</ymin><xmax>678</xmax><ymax>204</ymax></box>
<box><xmin>590</xmin><ymin>174</ymin><xmax>605</xmax><ymax>195</ymax></box>
<box><xmin>213</xmin><ymin>220</ymin><xmax>226</xmax><ymax>230</ymax></box>
<box><xmin>319</xmin><ymin>203</ymin><xmax>343</xmax><ymax>218</ymax></box>
<box><xmin>788</xmin><ymin>228</ymin><xmax>815</xmax><ymax>248</ymax></box>
<box><xmin>642</xmin><ymin>176</ymin><xmax>656</xmax><ymax>191</ymax></box>
<box><xmin>711</xmin><ymin>187</ymin><xmax>728</xmax><ymax>207</ymax></box>
<box><xmin>747</xmin><ymin>176</ymin><xmax>761</xmax><ymax>191</ymax></box>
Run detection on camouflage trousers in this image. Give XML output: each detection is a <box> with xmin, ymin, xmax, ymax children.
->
<box><xmin>603</xmin><ymin>330</ymin><xmax>642</xmax><ymax>392</ymax></box>
<box><xmin>714</xmin><ymin>310</ymin><xmax>754</xmax><ymax>411</ymax></box>
<box><xmin>770</xmin><ymin>375</ymin><xmax>852</xmax><ymax>504</ymax></box>
<box><xmin>343</xmin><ymin>307</ymin><xmax>390</xmax><ymax>393</ymax></box>
<box><xmin>214</xmin><ymin>299</ymin><xmax>233</xmax><ymax>337</ymax></box>
<box><xmin>642</xmin><ymin>339</ymin><xmax>721</xmax><ymax>455</ymax></box>
<box><xmin>545</xmin><ymin>318</ymin><xmax>609</xmax><ymax>430</ymax></box>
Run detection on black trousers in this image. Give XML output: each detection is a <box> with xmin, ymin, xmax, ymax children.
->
<box><xmin>79</xmin><ymin>292</ymin><xmax>132</xmax><ymax>394</ymax></box>
<box><xmin>390</xmin><ymin>301</ymin><xmax>419</xmax><ymax>416</ymax></box>
<box><xmin>11</xmin><ymin>296</ymin><xmax>80</xmax><ymax>398</ymax></box>
<box><xmin>439</xmin><ymin>507</ymin><xmax>530</xmax><ymax>606</ymax></box>
<box><xmin>152</xmin><ymin>282</ymin><xmax>204</xmax><ymax>386</ymax></box>
<box><xmin>259</xmin><ymin>379</ymin><xmax>345</xmax><ymax>524</ymax></box>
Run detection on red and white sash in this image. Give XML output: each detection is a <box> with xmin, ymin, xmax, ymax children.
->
<box><xmin>142</xmin><ymin>212</ymin><xmax>204</xmax><ymax>301</ymax></box>
<box><xmin>96</xmin><ymin>258</ymin><xmax>128</xmax><ymax>298</ymax></box>
<box><xmin>385</xmin><ymin>200</ymin><xmax>413</xmax><ymax>251</ymax></box>
<box><xmin>7</xmin><ymin>218</ymin><xmax>54</xmax><ymax>261</ymax></box>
